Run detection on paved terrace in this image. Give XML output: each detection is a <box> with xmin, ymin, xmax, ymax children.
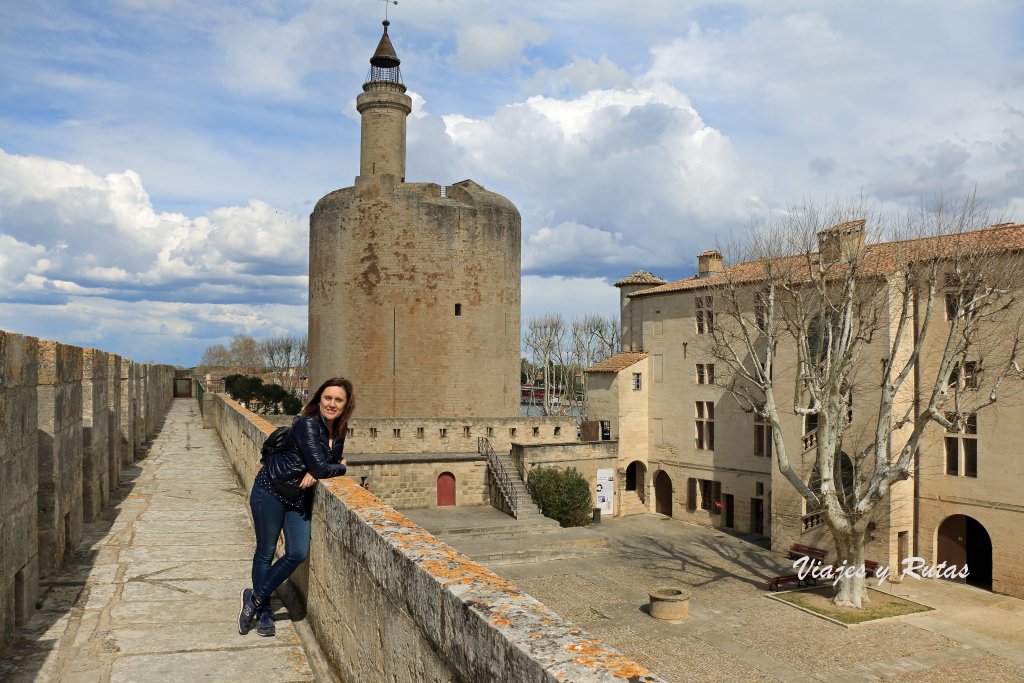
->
<box><xmin>4</xmin><ymin>397</ymin><xmax>1024</xmax><ymax>682</ymax></box>
<box><xmin>0</xmin><ymin>399</ymin><xmax>317</xmax><ymax>682</ymax></box>
<box><xmin>409</xmin><ymin>509</ymin><xmax>1024</xmax><ymax>682</ymax></box>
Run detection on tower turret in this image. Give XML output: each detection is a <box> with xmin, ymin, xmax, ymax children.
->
<box><xmin>356</xmin><ymin>20</ymin><xmax>412</xmax><ymax>180</ymax></box>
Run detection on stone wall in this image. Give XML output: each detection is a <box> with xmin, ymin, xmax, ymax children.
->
<box><xmin>511</xmin><ymin>442</ymin><xmax>618</xmax><ymax>508</ymax></box>
<box><xmin>0</xmin><ymin>329</ymin><xmax>174</xmax><ymax>654</ymax></box>
<box><xmin>262</xmin><ymin>414</ymin><xmax>576</xmax><ymax>509</ymax></box>
<box><xmin>269</xmin><ymin>413</ymin><xmax>575</xmax><ymax>456</ymax></box>
<box><xmin>209</xmin><ymin>392</ymin><xmax>663</xmax><ymax>682</ymax></box>
<box><xmin>82</xmin><ymin>349</ymin><xmax>110</xmax><ymax>520</ymax></box>
<box><xmin>37</xmin><ymin>340</ymin><xmax>84</xmax><ymax>578</ymax></box>
<box><xmin>345</xmin><ymin>455</ymin><xmax>489</xmax><ymax>509</ymax></box>
<box><xmin>0</xmin><ymin>331</ymin><xmax>40</xmax><ymax>651</ymax></box>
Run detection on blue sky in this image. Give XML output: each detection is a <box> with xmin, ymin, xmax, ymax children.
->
<box><xmin>1</xmin><ymin>1</ymin><xmax>1022</xmax><ymax>365</ymax></box>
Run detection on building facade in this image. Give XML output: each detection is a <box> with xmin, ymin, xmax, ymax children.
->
<box><xmin>586</xmin><ymin>222</ymin><xmax>1024</xmax><ymax>599</ymax></box>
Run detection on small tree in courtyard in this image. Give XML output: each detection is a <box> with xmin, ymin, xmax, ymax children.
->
<box><xmin>706</xmin><ymin>197</ymin><xmax>1024</xmax><ymax>608</ymax></box>
<box><xmin>528</xmin><ymin>466</ymin><xmax>593</xmax><ymax>527</ymax></box>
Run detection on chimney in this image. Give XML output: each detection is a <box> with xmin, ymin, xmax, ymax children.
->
<box><xmin>698</xmin><ymin>250</ymin><xmax>724</xmax><ymax>277</ymax></box>
<box><xmin>818</xmin><ymin>219</ymin><xmax>866</xmax><ymax>263</ymax></box>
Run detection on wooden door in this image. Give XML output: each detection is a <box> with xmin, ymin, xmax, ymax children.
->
<box><xmin>654</xmin><ymin>471</ymin><xmax>672</xmax><ymax>517</ymax></box>
<box><xmin>750</xmin><ymin>498</ymin><xmax>764</xmax><ymax>535</ymax></box>
<box><xmin>437</xmin><ymin>472</ymin><xmax>456</xmax><ymax>506</ymax></box>
<box><xmin>937</xmin><ymin>515</ymin><xmax>967</xmax><ymax>574</ymax></box>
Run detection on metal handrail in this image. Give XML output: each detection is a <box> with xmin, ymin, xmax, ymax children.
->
<box><xmin>479</xmin><ymin>437</ymin><xmax>518</xmax><ymax>517</ymax></box>
<box><xmin>195</xmin><ymin>378</ymin><xmax>206</xmax><ymax>416</ymax></box>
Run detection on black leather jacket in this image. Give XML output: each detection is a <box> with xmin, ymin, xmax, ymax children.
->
<box><xmin>266</xmin><ymin>412</ymin><xmax>346</xmax><ymax>500</ymax></box>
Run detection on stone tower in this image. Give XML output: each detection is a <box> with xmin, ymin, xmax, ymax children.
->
<box><xmin>308</xmin><ymin>21</ymin><xmax>521</xmax><ymax>418</ymax></box>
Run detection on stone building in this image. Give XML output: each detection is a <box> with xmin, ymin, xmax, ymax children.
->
<box><xmin>308</xmin><ymin>21</ymin><xmax>521</xmax><ymax>418</ymax></box>
<box><xmin>585</xmin><ymin>221</ymin><xmax>1024</xmax><ymax>599</ymax></box>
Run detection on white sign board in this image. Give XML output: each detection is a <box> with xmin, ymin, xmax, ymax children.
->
<box><xmin>595</xmin><ymin>468</ymin><xmax>615</xmax><ymax>516</ymax></box>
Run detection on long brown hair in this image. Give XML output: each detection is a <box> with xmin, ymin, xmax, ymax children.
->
<box><xmin>302</xmin><ymin>377</ymin><xmax>355</xmax><ymax>438</ymax></box>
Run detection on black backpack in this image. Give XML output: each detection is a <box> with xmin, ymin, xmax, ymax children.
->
<box><xmin>260</xmin><ymin>425</ymin><xmax>293</xmax><ymax>463</ymax></box>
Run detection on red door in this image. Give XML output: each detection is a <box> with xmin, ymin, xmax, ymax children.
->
<box><xmin>437</xmin><ymin>472</ymin><xmax>456</xmax><ymax>506</ymax></box>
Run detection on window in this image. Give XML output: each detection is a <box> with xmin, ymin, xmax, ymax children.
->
<box><xmin>632</xmin><ymin>373</ymin><xmax>642</xmax><ymax>390</ymax></box>
<box><xmin>695</xmin><ymin>401</ymin><xmax>715</xmax><ymax>450</ymax></box>
<box><xmin>486</xmin><ymin>427</ymin><xmax>494</xmax><ymax>437</ymax></box>
<box><xmin>755</xmin><ymin>482</ymin><xmax>764</xmax><ymax>497</ymax></box>
<box><xmin>346</xmin><ymin>427</ymin><xmax>354</xmax><ymax>438</ymax></box>
<box><xmin>697</xmin><ymin>479</ymin><xmax>722</xmax><ymax>512</ymax></box>
<box><xmin>949</xmin><ymin>361</ymin><xmax>980</xmax><ymax>391</ymax></box>
<box><xmin>554</xmin><ymin>426</ymin><xmax>561</xmax><ymax>437</ymax></box>
<box><xmin>439</xmin><ymin>428</ymin><xmax>448</xmax><ymax>439</ymax></box>
<box><xmin>600</xmin><ymin>421</ymin><xmax>611</xmax><ymax>441</ymax></box>
<box><xmin>696</xmin><ymin>363</ymin><xmax>715</xmax><ymax>385</ymax></box>
<box><xmin>463</xmin><ymin>426</ymin><xmax>471</xmax><ymax>438</ymax></box>
<box><xmin>945</xmin><ymin>412</ymin><xmax>978</xmax><ymax>478</ymax></box>
<box><xmin>532</xmin><ymin>426</ymin><xmax>540</xmax><ymax>437</ymax></box>
<box><xmin>416</xmin><ymin>427</ymin><xmax>424</xmax><ymax>439</ymax></box>
<box><xmin>696</xmin><ymin>296</ymin><xmax>714</xmax><ymax>334</ymax></box>
<box><xmin>455</xmin><ymin>303</ymin><xmax>462</xmax><ymax>316</ymax></box>
<box><xmin>369</xmin><ymin>427</ymin><xmax>378</xmax><ymax>438</ymax></box>
<box><xmin>754</xmin><ymin>415</ymin><xmax>772</xmax><ymax>457</ymax></box>
<box><xmin>510</xmin><ymin>427</ymin><xmax>517</xmax><ymax>438</ymax></box>
<box><xmin>393</xmin><ymin>428</ymin><xmax>401</xmax><ymax>438</ymax></box>
<box><xmin>945</xmin><ymin>292</ymin><xmax>959</xmax><ymax>320</ymax></box>
<box><xmin>964</xmin><ymin>361</ymin><xmax>979</xmax><ymax>389</ymax></box>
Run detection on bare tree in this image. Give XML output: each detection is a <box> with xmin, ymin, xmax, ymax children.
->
<box><xmin>524</xmin><ymin>314</ymin><xmax>568</xmax><ymax>416</ymax></box>
<box><xmin>565</xmin><ymin>313</ymin><xmax>621</xmax><ymax>418</ymax></box>
<box><xmin>199</xmin><ymin>343</ymin><xmax>231</xmax><ymax>369</ymax></box>
<box><xmin>259</xmin><ymin>335</ymin><xmax>296</xmax><ymax>385</ymax></box>
<box><xmin>706</xmin><ymin>197</ymin><xmax>1024</xmax><ymax>607</ymax></box>
<box><xmin>229</xmin><ymin>334</ymin><xmax>262</xmax><ymax>373</ymax></box>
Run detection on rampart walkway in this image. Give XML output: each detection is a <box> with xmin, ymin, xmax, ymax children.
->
<box><xmin>0</xmin><ymin>399</ymin><xmax>314</xmax><ymax>682</ymax></box>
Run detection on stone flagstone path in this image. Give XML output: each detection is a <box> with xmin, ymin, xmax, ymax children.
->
<box><xmin>0</xmin><ymin>398</ymin><xmax>315</xmax><ymax>682</ymax></box>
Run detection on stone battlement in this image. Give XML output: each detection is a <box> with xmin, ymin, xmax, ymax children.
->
<box><xmin>0</xmin><ymin>329</ymin><xmax>175</xmax><ymax>651</ymax></box>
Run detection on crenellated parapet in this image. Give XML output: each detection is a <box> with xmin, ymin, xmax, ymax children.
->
<box><xmin>0</xmin><ymin>328</ymin><xmax>176</xmax><ymax>652</ymax></box>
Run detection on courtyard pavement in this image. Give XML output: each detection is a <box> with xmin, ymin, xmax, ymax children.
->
<box><xmin>408</xmin><ymin>507</ymin><xmax>1024</xmax><ymax>682</ymax></box>
<box><xmin>0</xmin><ymin>399</ymin><xmax>317</xmax><ymax>682</ymax></box>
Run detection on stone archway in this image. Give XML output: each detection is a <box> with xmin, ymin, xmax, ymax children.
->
<box><xmin>937</xmin><ymin>514</ymin><xmax>992</xmax><ymax>590</ymax></box>
<box><xmin>437</xmin><ymin>472</ymin><xmax>456</xmax><ymax>507</ymax></box>
<box><xmin>625</xmin><ymin>461</ymin><xmax>647</xmax><ymax>504</ymax></box>
<box><xmin>654</xmin><ymin>470</ymin><xmax>672</xmax><ymax>517</ymax></box>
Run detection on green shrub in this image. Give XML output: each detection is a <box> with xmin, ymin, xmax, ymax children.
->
<box><xmin>527</xmin><ymin>466</ymin><xmax>593</xmax><ymax>527</ymax></box>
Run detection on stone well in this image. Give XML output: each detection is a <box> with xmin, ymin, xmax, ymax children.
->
<box><xmin>648</xmin><ymin>588</ymin><xmax>690</xmax><ymax>621</ymax></box>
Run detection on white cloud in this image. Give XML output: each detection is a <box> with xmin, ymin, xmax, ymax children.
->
<box><xmin>523</xmin><ymin>221</ymin><xmax>648</xmax><ymax>271</ymax></box>
<box><xmin>435</xmin><ymin>83</ymin><xmax>758</xmax><ymax>276</ymax></box>
<box><xmin>456</xmin><ymin>18</ymin><xmax>550</xmax><ymax>72</ymax></box>
<box><xmin>0</xmin><ymin>149</ymin><xmax>306</xmax><ymax>303</ymax></box>
<box><xmin>524</xmin><ymin>56</ymin><xmax>634</xmax><ymax>96</ymax></box>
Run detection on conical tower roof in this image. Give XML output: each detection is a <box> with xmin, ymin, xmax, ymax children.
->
<box><xmin>370</xmin><ymin>20</ymin><xmax>400</xmax><ymax>68</ymax></box>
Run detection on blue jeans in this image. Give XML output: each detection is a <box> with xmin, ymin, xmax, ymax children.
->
<box><xmin>249</xmin><ymin>483</ymin><xmax>312</xmax><ymax>604</ymax></box>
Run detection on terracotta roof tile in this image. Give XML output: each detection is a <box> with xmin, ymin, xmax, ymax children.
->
<box><xmin>586</xmin><ymin>351</ymin><xmax>648</xmax><ymax>373</ymax></box>
<box><xmin>614</xmin><ymin>271</ymin><xmax>667</xmax><ymax>287</ymax></box>
<box><xmin>631</xmin><ymin>223</ymin><xmax>1024</xmax><ymax>298</ymax></box>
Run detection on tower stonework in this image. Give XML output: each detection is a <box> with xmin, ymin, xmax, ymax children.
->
<box><xmin>309</xmin><ymin>22</ymin><xmax>521</xmax><ymax>418</ymax></box>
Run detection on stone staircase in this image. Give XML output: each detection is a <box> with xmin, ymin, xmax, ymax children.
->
<box><xmin>491</xmin><ymin>448</ymin><xmax>546</xmax><ymax>520</ymax></box>
<box><xmin>618</xmin><ymin>490</ymin><xmax>648</xmax><ymax>517</ymax></box>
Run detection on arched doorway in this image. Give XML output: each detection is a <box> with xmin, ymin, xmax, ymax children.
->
<box><xmin>437</xmin><ymin>472</ymin><xmax>456</xmax><ymax>506</ymax></box>
<box><xmin>625</xmin><ymin>461</ymin><xmax>647</xmax><ymax>503</ymax></box>
<box><xmin>937</xmin><ymin>515</ymin><xmax>992</xmax><ymax>590</ymax></box>
<box><xmin>654</xmin><ymin>470</ymin><xmax>672</xmax><ymax>517</ymax></box>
